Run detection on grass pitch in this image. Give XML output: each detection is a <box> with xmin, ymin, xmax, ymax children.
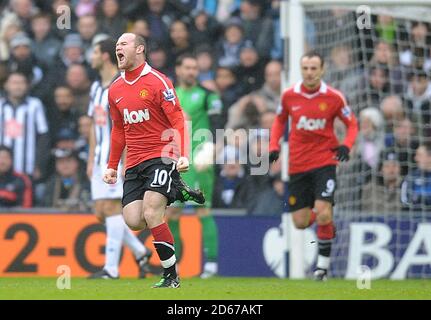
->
<box><xmin>0</xmin><ymin>277</ymin><xmax>430</xmax><ymax>300</ymax></box>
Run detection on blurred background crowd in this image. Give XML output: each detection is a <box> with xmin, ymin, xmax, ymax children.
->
<box><xmin>0</xmin><ymin>0</ymin><xmax>430</xmax><ymax>215</ymax></box>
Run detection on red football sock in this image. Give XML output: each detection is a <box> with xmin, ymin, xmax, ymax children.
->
<box><xmin>317</xmin><ymin>222</ymin><xmax>335</xmax><ymax>240</ymax></box>
<box><xmin>151</xmin><ymin>222</ymin><xmax>174</xmax><ymax>244</ymax></box>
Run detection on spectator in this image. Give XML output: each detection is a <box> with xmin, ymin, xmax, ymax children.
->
<box><xmin>50</xmin><ymin>33</ymin><xmax>86</xmax><ymax>83</ymax></box>
<box><xmin>216</xmin><ymin>17</ymin><xmax>245</xmax><ymax>68</ymax></box>
<box><xmin>65</xmin><ymin>64</ymin><xmax>91</xmax><ymax>115</ymax></box>
<box><xmin>0</xmin><ymin>62</ymin><xmax>8</xmax><ymax>97</ymax></box>
<box><xmin>0</xmin><ymin>20</ymin><xmax>23</xmax><ymax>61</ymax></box>
<box><xmin>195</xmin><ymin>45</ymin><xmax>217</xmax><ymax>91</ymax></box>
<box><xmin>213</xmin><ymin>147</ymin><xmax>250</xmax><ymax>209</ymax></box>
<box><xmin>54</xmin><ymin>127</ymin><xmax>79</xmax><ymax>151</ymax></box>
<box><xmin>405</xmin><ymin>70</ymin><xmax>431</xmax><ymax>139</ymax></box>
<box><xmin>140</xmin><ymin>0</ymin><xmax>177</xmax><ymax>47</ymax></box>
<box><xmin>0</xmin><ymin>145</ymin><xmax>32</xmax><ymax>208</ymax></box>
<box><xmin>209</xmin><ymin>0</ymin><xmax>241</xmax><ymax>23</ymax></box>
<box><xmin>386</xmin><ymin>117</ymin><xmax>419</xmax><ymax>177</ymax></box>
<box><xmin>236</xmin><ymin>40</ymin><xmax>265</xmax><ymax>94</ymax></box>
<box><xmin>77</xmin><ymin>14</ymin><xmax>100</xmax><ymax>63</ymax></box>
<box><xmin>400</xmin><ymin>22</ymin><xmax>431</xmax><ymax>71</ymax></box>
<box><xmin>379</xmin><ymin>95</ymin><xmax>404</xmax><ymax>135</ymax></box>
<box><xmin>325</xmin><ymin>45</ymin><xmax>364</xmax><ymax>108</ymax></box>
<box><xmin>366</xmin><ymin>64</ymin><xmax>391</xmax><ymax>108</ymax></box>
<box><xmin>248</xmin><ymin>173</ymin><xmax>284</xmax><ymax>216</ymax></box>
<box><xmin>251</xmin><ymin>60</ymin><xmax>281</xmax><ymax>112</ymax></box>
<box><xmin>375</xmin><ymin>15</ymin><xmax>397</xmax><ymax>45</ymax></box>
<box><xmin>401</xmin><ymin>143</ymin><xmax>431</xmax><ymax>211</ymax></box>
<box><xmin>215</xmin><ymin>66</ymin><xmax>243</xmax><ymax>124</ymax></box>
<box><xmin>226</xmin><ymin>94</ymin><xmax>267</xmax><ymax>130</ymax></box>
<box><xmin>147</xmin><ymin>42</ymin><xmax>174</xmax><ymax>81</ymax></box>
<box><xmin>189</xmin><ymin>9</ymin><xmax>221</xmax><ymax>49</ymax></box>
<box><xmin>43</xmin><ymin>148</ymin><xmax>91</xmax><ymax>211</ymax></box>
<box><xmin>97</xmin><ymin>0</ymin><xmax>128</xmax><ymax>40</ymax></box>
<box><xmin>168</xmin><ymin>20</ymin><xmax>193</xmax><ymax>66</ymax></box>
<box><xmin>355</xmin><ymin>107</ymin><xmax>385</xmax><ymax>171</ymax></box>
<box><xmin>47</xmin><ymin>85</ymin><xmax>80</xmax><ymax>138</ymax></box>
<box><xmin>4</xmin><ymin>0</ymin><xmax>38</xmax><ymax>35</ymax></box>
<box><xmin>361</xmin><ymin>151</ymin><xmax>403</xmax><ymax>214</ymax></box>
<box><xmin>131</xmin><ymin>18</ymin><xmax>151</xmax><ymax>41</ymax></box>
<box><xmin>370</xmin><ymin>41</ymin><xmax>404</xmax><ymax>93</ymax></box>
<box><xmin>238</xmin><ymin>0</ymin><xmax>273</xmax><ymax>60</ymax></box>
<box><xmin>0</xmin><ymin>72</ymin><xmax>49</xmax><ymax>180</ymax></box>
<box><xmin>30</xmin><ymin>13</ymin><xmax>62</xmax><ymax>67</ymax></box>
<box><xmin>7</xmin><ymin>32</ymin><xmax>47</xmax><ymax>99</ymax></box>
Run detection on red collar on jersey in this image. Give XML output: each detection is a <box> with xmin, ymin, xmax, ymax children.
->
<box><xmin>301</xmin><ymin>83</ymin><xmax>321</xmax><ymax>94</ymax></box>
<box><xmin>125</xmin><ymin>62</ymin><xmax>146</xmax><ymax>82</ymax></box>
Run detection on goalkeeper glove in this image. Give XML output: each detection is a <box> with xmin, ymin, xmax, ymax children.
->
<box><xmin>331</xmin><ymin>145</ymin><xmax>350</xmax><ymax>162</ymax></box>
<box><xmin>269</xmin><ymin>150</ymin><xmax>280</xmax><ymax>163</ymax></box>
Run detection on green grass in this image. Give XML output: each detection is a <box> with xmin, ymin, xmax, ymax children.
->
<box><xmin>0</xmin><ymin>277</ymin><xmax>430</xmax><ymax>300</ymax></box>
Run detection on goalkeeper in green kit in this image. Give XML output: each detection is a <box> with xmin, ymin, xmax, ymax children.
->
<box><xmin>166</xmin><ymin>54</ymin><xmax>223</xmax><ymax>278</ymax></box>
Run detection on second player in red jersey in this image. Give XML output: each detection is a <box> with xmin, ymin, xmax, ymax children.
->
<box><xmin>269</xmin><ymin>75</ymin><xmax>357</xmax><ymax>175</ymax></box>
<box><xmin>269</xmin><ymin>51</ymin><xmax>358</xmax><ymax>281</ymax></box>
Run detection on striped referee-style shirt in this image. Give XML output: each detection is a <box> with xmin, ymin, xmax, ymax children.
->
<box><xmin>88</xmin><ymin>80</ymin><xmax>114</xmax><ymax>168</ymax></box>
<box><xmin>0</xmin><ymin>96</ymin><xmax>49</xmax><ymax>175</ymax></box>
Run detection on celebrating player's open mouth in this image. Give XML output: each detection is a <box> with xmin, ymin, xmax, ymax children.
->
<box><xmin>116</xmin><ymin>52</ymin><xmax>126</xmax><ymax>69</ymax></box>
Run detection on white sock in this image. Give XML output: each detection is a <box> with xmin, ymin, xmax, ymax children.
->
<box><xmin>104</xmin><ymin>215</ymin><xmax>125</xmax><ymax>277</ymax></box>
<box><xmin>316</xmin><ymin>255</ymin><xmax>330</xmax><ymax>270</ymax></box>
<box><xmin>122</xmin><ymin>219</ymin><xmax>147</xmax><ymax>259</ymax></box>
<box><xmin>203</xmin><ymin>261</ymin><xmax>218</xmax><ymax>274</ymax></box>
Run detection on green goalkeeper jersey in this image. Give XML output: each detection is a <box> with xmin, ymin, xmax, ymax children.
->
<box><xmin>175</xmin><ymin>85</ymin><xmax>223</xmax><ymax>207</ymax></box>
<box><xmin>175</xmin><ymin>85</ymin><xmax>223</xmax><ymax>152</ymax></box>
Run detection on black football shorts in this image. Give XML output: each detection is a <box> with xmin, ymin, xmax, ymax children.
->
<box><xmin>122</xmin><ymin>157</ymin><xmax>178</xmax><ymax>207</ymax></box>
<box><xmin>287</xmin><ymin>165</ymin><xmax>336</xmax><ymax>212</ymax></box>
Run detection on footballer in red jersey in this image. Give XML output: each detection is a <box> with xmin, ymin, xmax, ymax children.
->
<box><xmin>104</xmin><ymin>33</ymin><xmax>204</xmax><ymax>288</ymax></box>
<box><xmin>269</xmin><ymin>51</ymin><xmax>358</xmax><ymax>281</ymax></box>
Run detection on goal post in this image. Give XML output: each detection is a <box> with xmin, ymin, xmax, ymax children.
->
<box><xmin>280</xmin><ymin>0</ymin><xmax>431</xmax><ymax>279</ymax></box>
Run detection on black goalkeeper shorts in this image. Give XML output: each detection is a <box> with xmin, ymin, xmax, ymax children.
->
<box><xmin>287</xmin><ymin>165</ymin><xmax>336</xmax><ymax>212</ymax></box>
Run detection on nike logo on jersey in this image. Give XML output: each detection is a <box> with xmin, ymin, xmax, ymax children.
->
<box><xmin>292</xmin><ymin>106</ymin><xmax>302</xmax><ymax>111</ymax></box>
<box><xmin>115</xmin><ymin>97</ymin><xmax>124</xmax><ymax>104</ymax></box>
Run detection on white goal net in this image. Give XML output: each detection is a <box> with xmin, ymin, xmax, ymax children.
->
<box><xmin>290</xmin><ymin>2</ymin><xmax>431</xmax><ymax>279</ymax></box>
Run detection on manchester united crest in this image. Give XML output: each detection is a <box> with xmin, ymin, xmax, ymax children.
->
<box><xmin>319</xmin><ymin>102</ymin><xmax>327</xmax><ymax>111</ymax></box>
<box><xmin>140</xmin><ymin>89</ymin><xmax>149</xmax><ymax>98</ymax></box>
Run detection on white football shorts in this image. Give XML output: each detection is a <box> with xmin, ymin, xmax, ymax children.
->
<box><xmin>91</xmin><ymin>163</ymin><xmax>124</xmax><ymax>200</ymax></box>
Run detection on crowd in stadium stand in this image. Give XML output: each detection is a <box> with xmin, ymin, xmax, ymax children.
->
<box><xmin>0</xmin><ymin>0</ymin><xmax>430</xmax><ymax>214</ymax></box>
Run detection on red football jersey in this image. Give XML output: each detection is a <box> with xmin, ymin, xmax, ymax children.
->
<box><xmin>269</xmin><ymin>81</ymin><xmax>358</xmax><ymax>175</ymax></box>
<box><xmin>107</xmin><ymin>63</ymin><xmax>188</xmax><ymax>170</ymax></box>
